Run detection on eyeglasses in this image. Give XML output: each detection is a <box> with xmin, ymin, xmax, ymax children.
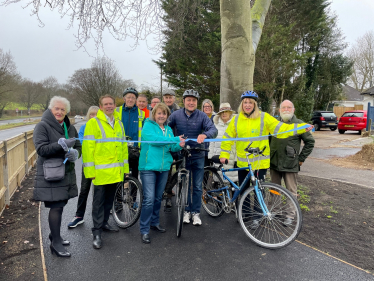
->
<box><xmin>125</xmin><ymin>96</ymin><xmax>136</xmax><ymax>100</ymax></box>
<box><xmin>203</xmin><ymin>106</ymin><xmax>212</xmax><ymax>108</ymax></box>
<box><xmin>151</xmin><ymin>101</ymin><xmax>160</xmax><ymax>105</ymax></box>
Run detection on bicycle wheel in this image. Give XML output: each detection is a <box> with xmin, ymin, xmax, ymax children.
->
<box><xmin>238</xmin><ymin>182</ymin><xmax>302</xmax><ymax>249</ymax></box>
<box><xmin>176</xmin><ymin>175</ymin><xmax>187</xmax><ymax>238</ymax></box>
<box><xmin>112</xmin><ymin>176</ymin><xmax>143</xmax><ymax>229</ymax></box>
<box><xmin>201</xmin><ymin>169</ymin><xmax>225</xmax><ymax>217</ymax></box>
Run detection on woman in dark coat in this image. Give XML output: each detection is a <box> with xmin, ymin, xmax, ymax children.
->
<box><xmin>33</xmin><ymin>96</ymin><xmax>81</xmax><ymax>257</ymax></box>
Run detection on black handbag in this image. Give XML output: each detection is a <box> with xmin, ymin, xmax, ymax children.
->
<box><xmin>43</xmin><ymin>158</ymin><xmax>65</xmax><ymax>181</ymax></box>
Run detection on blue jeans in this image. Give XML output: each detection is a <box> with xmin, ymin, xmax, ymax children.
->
<box><xmin>139</xmin><ymin>170</ymin><xmax>169</xmax><ymax>234</ymax></box>
<box><xmin>185</xmin><ymin>157</ymin><xmax>204</xmax><ymax>214</ymax></box>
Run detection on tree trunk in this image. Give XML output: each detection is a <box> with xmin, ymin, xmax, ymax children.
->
<box><xmin>220</xmin><ymin>0</ymin><xmax>271</xmax><ymax>110</ymax></box>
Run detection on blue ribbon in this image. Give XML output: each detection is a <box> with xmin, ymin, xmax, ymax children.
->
<box><xmin>77</xmin><ymin>124</ymin><xmax>312</xmax><ymax>144</ymax></box>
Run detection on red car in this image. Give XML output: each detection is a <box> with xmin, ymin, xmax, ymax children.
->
<box><xmin>338</xmin><ymin>110</ymin><xmax>367</xmax><ymax>134</ymax></box>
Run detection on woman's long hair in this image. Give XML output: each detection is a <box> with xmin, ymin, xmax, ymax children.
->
<box><xmin>238</xmin><ymin>98</ymin><xmax>261</xmax><ymax>119</ymax></box>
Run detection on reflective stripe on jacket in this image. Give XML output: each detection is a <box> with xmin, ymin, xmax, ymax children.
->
<box><xmin>220</xmin><ymin>111</ymin><xmax>308</xmax><ymax>170</ymax></box>
<box><xmin>82</xmin><ymin>110</ymin><xmax>129</xmax><ymax>185</ymax></box>
<box><xmin>116</xmin><ymin>105</ymin><xmax>144</xmax><ymax>146</ymax></box>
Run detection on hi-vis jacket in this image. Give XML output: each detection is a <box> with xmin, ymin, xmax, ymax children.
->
<box><xmin>220</xmin><ymin>111</ymin><xmax>308</xmax><ymax>170</ymax></box>
<box><xmin>83</xmin><ymin>110</ymin><xmax>129</xmax><ymax>185</ymax></box>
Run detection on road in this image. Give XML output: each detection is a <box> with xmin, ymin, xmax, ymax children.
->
<box><xmin>38</xmin><ymin>127</ymin><xmax>374</xmax><ymax>281</ymax></box>
<box><xmin>300</xmin><ymin>129</ymin><xmax>374</xmax><ymax>188</ymax></box>
<box><xmin>0</xmin><ymin>119</ymin><xmax>85</xmax><ymax>141</ymax></box>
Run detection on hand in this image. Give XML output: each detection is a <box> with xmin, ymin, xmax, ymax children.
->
<box><xmin>305</xmin><ymin>125</ymin><xmax>314</xmax><ymax>132</ymax></box>
<box><xmin>179</xmin><ymin>140</ymin><xmax>185</xmax><ymax>147</ymax></box>
<box><xmin>197</xmin><ymin>134</ymin><xmax>207</xmax><ymax>144</ymax></box>
<box><xmin>220</xmin><ymin>158</ymin><xmax>228</xmax><ymax>164</ymax></box>
<box><xmin>299</xmin><ymin>161</ymin><xmax>303</xmax><ymax>166</ymax></box>
<box><xmin>65</xmin><ymin>148</ymin><xmax>79</xmax><ymax>162</ymax></box>
<box><xmin>58</xmin><ymin>138</ymin><xmax>76</xmax><ymax>151</ymax></box>
<box><xmin>89</xmin><ymin>177</ymin><xmax>95</xmax><ymax>180</ymax></box>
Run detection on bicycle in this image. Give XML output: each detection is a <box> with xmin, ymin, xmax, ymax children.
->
<box><xmin>111</xmin><ymin>139</ymin><xmax>143</xmax><ymax>229</ymax></box>
<box><xmin>166</xmin><ymin>145</ymin><xmax>208</xmax><ymax>237</ymax></box>
<box><xmin>202</xmin><ymin>142</ymin><xmax>302</xmax><ymax>249</ymax></box>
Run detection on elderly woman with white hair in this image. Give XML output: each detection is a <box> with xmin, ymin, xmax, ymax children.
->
<box><xmin>208</xmin><ymin>103</ymin><xmax>238</xmax><ymax>182</ymax></box>
<box><xmin>33</xmin><ymin>96</ymin><xmax>81</xmax><ymax>258</ymax></box>
<box><xmin>68</xmin><ymin>106</ymin><xmax>99</xmax><ymax>229</ymax></box>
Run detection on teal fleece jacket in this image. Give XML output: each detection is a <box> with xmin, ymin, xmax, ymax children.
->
<box><xmin>139</xmin><ymin>118</ymin><xmax>182</xmax><ymax>171</ymax></box>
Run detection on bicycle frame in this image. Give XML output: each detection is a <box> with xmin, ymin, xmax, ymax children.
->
<box><xmin>206</xmin><ymin>153</ymin><xmax>271</xmax><ymax>217</ymax></box>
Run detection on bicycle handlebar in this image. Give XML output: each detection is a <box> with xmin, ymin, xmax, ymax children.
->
<box><xmin>211</xmin><ymin>155</ymin><xmax>228</xmax><ymax>164</ymax></box>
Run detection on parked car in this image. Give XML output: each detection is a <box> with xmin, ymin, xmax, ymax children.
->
<box><xmin>311</xmin><ymin>111</ymin><xmax>338</xmax><ymax>131</ymax></box>
<box><xmin>337</xmin><ymin>110</ymin><xmax>367</xmax><ymax>134</ymax></box>
<box><xmin>74</xmin><ymin>115</ymin><xmax>84</xmax><ymax>119</ymax></box>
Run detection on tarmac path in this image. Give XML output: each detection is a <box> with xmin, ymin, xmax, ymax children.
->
<box><xmin>39</xmin><ymin>127</ymin><xmax>374</xmax><ymax>281</ymax></box>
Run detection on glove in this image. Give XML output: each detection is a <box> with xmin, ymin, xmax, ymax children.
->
<box><xmin>58</xmin><ymin>138</ymin><xmax>76</xmax><ymax>151</ymax></box>
<box><xmin>65</xmin><ymin>148</ymin><xmax>79</xmax><ymax>162</ymax></box>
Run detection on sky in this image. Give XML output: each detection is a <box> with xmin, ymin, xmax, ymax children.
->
<box><xmin>0</xmin><ymin>0</ymin><xmax>373</xmax><ymax>89</ymax></box>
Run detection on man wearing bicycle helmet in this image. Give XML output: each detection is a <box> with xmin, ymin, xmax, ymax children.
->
<box><xmin>168</xmin><ymin>89</ymin><xmax>218</xmax><ymax>226</ymax></box>
<box><xmin>116</xmin><ymin>87</ymin><xmax>145</xmax><ymax>179</ymax></box>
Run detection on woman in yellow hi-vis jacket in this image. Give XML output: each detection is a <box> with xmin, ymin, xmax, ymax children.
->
<box><xmin>82</xmin><ymin>95</ymin><xmax>129</xmax><ymax>249</ymax></box>
<box><xmin>219</xmin><ymin>91</ymin><xmax>313</xmax><ymax>228</ymax></box>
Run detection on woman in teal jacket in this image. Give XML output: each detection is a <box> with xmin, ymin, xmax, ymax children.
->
<box><xmin>139</xmin><ymin>103</ymin><xmax>185</xmax><ymax>244</ymax></box>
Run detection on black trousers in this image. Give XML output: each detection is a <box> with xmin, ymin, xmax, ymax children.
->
<box><xmin>130</xmin><ymin>158</ymin><xmax>139</xmax><ymax>179</ymax></box>
<box><xmin>238</xmin><ymin>169</ymin><xmax>267</xmax><ymax>219</ymax></box>
<box><xmin>92</xmin><ymin>183</ymin><xmax>118</xmax><ymax>235</ymax></box>
<box><xmin>76</xmin><ymin>166</ymin><xmax>93</xmax><ymax>218</ymax></box>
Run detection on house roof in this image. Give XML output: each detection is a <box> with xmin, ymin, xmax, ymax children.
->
<box><xmin>342</xmin><ymin>84</ymin><xmax>363</xmax><ymax>101</ymax></box>
<box><xmin>361</xmin><ymin>86</ymin><xmax>374</xmax><ymax>96</ymax></box>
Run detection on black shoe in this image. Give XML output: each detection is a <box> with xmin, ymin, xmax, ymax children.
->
<box><xmin>150</xmin><ymin>225</ymin><xmax>166</xmax><ymax>233</ymax></box>
<box><xmin>141</xmin><ymin>234</ymin><xmax>151</xmax><ymax>244</ymax></box>
<box><xmin>50</xmin><ymin>244</ymin><xmax>71</xmax><ymax>257</ymax></box>
<box><xmin>49</xmin><ymin>233</ymin><xmax>70</xmax><ymax>246</ymax></box>
<box><xmin>93</xmin><ymin>235</ymin><xmax>102</xmax><ymax>249</ymax></box>
<box><xmin>283</xmin><ymin>217</ymin><xmax>294</xmax><ymax>227</ymax></box>
<box><xmin>102</xmin><ymin>223</ymin><xmax>119</xmax><ymax>232</ymax></box>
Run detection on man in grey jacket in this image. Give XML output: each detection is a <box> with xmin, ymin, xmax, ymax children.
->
<box><xmin>270</xmin><ymin>100</ymin><xmax>315</xmax><ymax>225</ymax></box>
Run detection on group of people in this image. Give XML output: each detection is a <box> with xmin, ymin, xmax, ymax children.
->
<box><xmin>33</xmin><ymin>88</ymin><xmax>314</xmax><ymax>257</ymax></box>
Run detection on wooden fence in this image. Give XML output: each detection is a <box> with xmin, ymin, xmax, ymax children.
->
<box><xmin>0</xmin><ymin>118</ymin><xmax>76</xmax><ymax>216</ymax></box>
<box><xmin>333</xmin><ymin>105</ymin><xmax>364</xmax><ymax>119</ymax></box>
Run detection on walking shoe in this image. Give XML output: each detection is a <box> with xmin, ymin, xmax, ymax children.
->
<box><xmin>192</xmin><ymin>213</ymin><xmax>202</xmax><ymax>226</ymax></box>
<box><xmin>183</xmin><ymin>211</ymin><xmax>191</xmax><ymax>224</ymax></box>
<box><xmin>67</xmin><ymin>217</ymin><xmax>84</xmax><ymax>228</ymax></box>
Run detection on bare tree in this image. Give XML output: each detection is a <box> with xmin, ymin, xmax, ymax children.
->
<box><xmin>69</xmin><ymin>57</ymin><xmax>123</xmax><ymax>106</ymax></box>
<box><xmin>348</xmin><ymin>31</ymin><xmax>374</xmax><ymax>92</ymax></box>
<box><xmin>4</xmin><ymin>0</ymin><xmax>272</xmax><ymax>109</ymax></box>
<box><xmin>0</xmin><ymin>49</ymin><xmax>21</xmax><ymax>117</ymax></box>
<box><xmin>39</xmin><ymin>76</ymin><xmax>60</xmax><ymax>111</ymax></box>
<box><xmin>18</xmin><ymin>79</ymin><xmax>43</xmax><ymax>113</ymax></box>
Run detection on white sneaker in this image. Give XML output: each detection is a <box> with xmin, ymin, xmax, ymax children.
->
<box><xmin>183</xmin><ymin>211</ymin><xmax>191</xmax><ymax>224</ymax></box>
<box><xmin>192</xmin><ymin>213</ymin><xmax>202</xmax><ymax>226</ymax></box>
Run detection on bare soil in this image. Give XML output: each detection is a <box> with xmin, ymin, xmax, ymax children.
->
<box><xmin>0</xmin><ymin>169</ymin><xmax>43</xmax><ymax>280</ymax></box>
<box><xmin>297</xmin><ymin>174</ymin><xmax>374</xmax><ymax>274</ymax></box>
<box><xmin>329</xmin><ymin>143</ymin><xmax>374</xmax><ymax>171</ymax></box>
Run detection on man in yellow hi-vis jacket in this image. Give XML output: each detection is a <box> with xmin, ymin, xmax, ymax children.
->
<box><xmin>83</xmin><ymin>95</ymin><xmax>129</xmax><ymax>249</ymax></box>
